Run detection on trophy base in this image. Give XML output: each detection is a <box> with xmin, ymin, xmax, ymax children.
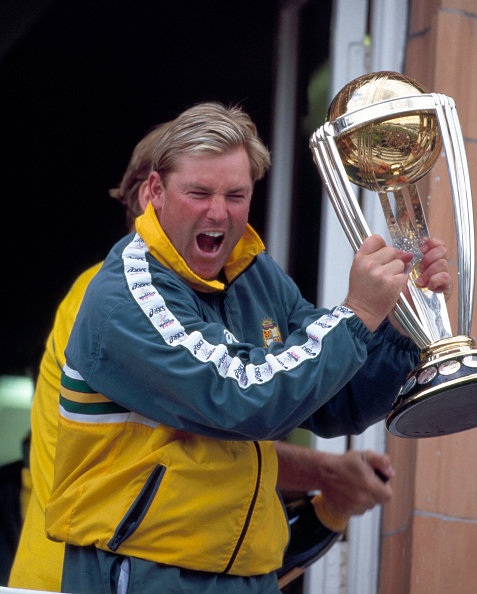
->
<box><xmin>386</xmin><ymin>336</ymin><xmax>477</xmax><ymax>438</ymax></box>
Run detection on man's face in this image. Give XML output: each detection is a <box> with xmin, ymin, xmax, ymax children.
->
<box><xmin>149</xmin><ymin>147</ymin><xmax>253</xmax><ymax>281</ymax></box>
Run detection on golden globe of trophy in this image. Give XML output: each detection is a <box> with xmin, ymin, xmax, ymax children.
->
<box><xmin>310</xmin><ymin>71</ymin><xmax>477</xmax><ymax>438</ymax></box>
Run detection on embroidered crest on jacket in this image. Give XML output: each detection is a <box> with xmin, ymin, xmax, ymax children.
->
<box><xmin>262</xmin><ymin>318</ymin><xmax>282</xmax><ymax>346</ymax></box>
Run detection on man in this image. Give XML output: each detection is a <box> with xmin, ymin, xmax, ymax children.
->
<box><xmin>46</xmin><ymin>102</ymin><xmax>449</xmax><ymax>593</ymax></box>
<box><xmin>7</xmin><ymin>124</ymin><xmax>168</xmax><ymax>592</ymax></box>
<box><xmin>9</xmin><ymin>118</ymin><xmax>397</xmax><ymax>592</ymax></box>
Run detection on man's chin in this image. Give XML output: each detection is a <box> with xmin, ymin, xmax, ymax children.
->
<box><xmin>189</xmin><ymin>251</ymin><xmax>225</xmax><ymax>281</ymax></box>
<box><xmin>190</xmin><ymin>262</ymin><xmax>223</xmax><ymax>282</ymax></box>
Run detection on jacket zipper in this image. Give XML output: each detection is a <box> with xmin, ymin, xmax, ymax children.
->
<box><xmin>219</xmin><ymin>290</ymin><xmax>229</xmax><ymax>327</ymax></box>
<box><xmin>222</xmin><ymin>441</ymin><xmax>262</xmax><ymax>574</ymax></box>
<box><xmin>108</xmin><ymin>464</ymin><xmax>166</xmax><ymax>551</ymax></box>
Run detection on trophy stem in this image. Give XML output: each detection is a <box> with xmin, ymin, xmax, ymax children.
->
<box><xmin>407</xmin><ymin>264</ymin><xmax>452</xmax><ymax>342</ymax></box>
<box><xmin>434</xmin><ymin>95</ymin><xmax>475</xmax><ymax>336</ymax></box>
<box><xmin>378</xmin><ymin>184</ymin><xmax>452</xmax><ymax>342</ymax></box>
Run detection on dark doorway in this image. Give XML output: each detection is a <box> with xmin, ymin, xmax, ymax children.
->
<box><xmin>2</xmin><ymin>0</ymin><xmax>332</xmax><ymax>376</ymax></box>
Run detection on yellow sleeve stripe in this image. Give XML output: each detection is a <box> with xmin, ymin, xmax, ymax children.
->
<box><xmin>60</xmin><ymin>385</ymin><xmax>112</xmax><ymax>404</ymax></box>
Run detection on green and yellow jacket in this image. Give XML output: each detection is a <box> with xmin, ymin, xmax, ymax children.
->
<box><xmin>46</xmin><ymin>203</ymin><xmax>418</xmax><ymax>575</ymax></box>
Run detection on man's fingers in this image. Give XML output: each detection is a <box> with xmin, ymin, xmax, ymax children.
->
<box><xmin>358</xmin><ymin>234</ymin><xmax>387</xmax><ymax>255</ymax></box>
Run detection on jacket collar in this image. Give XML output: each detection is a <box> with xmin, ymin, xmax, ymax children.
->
<box><xmin>135</xmin><ymin>202</ymin><xmax>265</xmax><ymax>293</ymax></box>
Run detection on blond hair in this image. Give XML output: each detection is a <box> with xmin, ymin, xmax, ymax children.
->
<box><xmin>151</xmin><ymin>102</ymin><xmax>270</xmax><ymax>184</ymax></box>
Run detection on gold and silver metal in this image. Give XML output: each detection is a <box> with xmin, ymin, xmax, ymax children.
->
<box><xmin>309</xmin><ymin>71</ymin><xmax>476</xmax><ymax>438</ymax></box>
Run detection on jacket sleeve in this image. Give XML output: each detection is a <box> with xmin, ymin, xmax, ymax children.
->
<box><xmin>301</xmin><ymin>320</ymin><xmax>419</xmax><ymax>436</ymax></box>
<box><xmin>64</xmin><ymin>260</ymin><xmax>419</xmax><ymax>442</ymax></box>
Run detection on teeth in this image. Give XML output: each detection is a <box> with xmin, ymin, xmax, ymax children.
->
<box><xmin>203</xmin><ymin>231</ymin><xmax>223</xmax><ymax>237</ymax></box>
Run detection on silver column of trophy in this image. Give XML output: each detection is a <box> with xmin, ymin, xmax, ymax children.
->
<box><xmin>310</xmin><ymin>71</ymin><xmax>477</xmax><ymax>438</ymax></box>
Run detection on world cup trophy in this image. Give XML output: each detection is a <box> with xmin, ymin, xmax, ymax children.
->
<box><xmin>310</xmin><ymin>71</ymin><xmax>477</xmax><ymax>438</ymax></box>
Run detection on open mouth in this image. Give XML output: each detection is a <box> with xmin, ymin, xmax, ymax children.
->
<box><xmin>197</xmin><ymin>231</ymin><xmax>224</xmax><ymax>253</ymax></box>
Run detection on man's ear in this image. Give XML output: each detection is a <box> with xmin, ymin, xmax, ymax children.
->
<box><xmin>148</xmin><ymin>171</ymin><xmax>165</xmax><ymax>211</ymax></box>
<box><xmin>138</xmin><ymin>180</ymin><xmax>150</xmax><ymax>214</ymax></box>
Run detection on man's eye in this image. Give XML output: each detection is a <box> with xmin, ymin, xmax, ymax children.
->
<box><xmin>228</xmin><ymin>194</ymin><xmax>245</xmax><ymax>200</ymax></box>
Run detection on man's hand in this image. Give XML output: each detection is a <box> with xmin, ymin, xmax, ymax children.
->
<box><xmin>412</xmin><ymin>237</ymin><xmax>452</xmax><ymax>299</ymax></box>
<box><xmin>344</xmin><ymin>234</ymin><xmax>413</xmax><ymax>332</ymax></box>
<box><xmin>315</xmin><ymin>449</ymin><xmax>393</xmax><ymax>522</ymax></box>
<box><xmin>275</xmin><ymin>441</ymin><xmax>393</xmax><ymax>521</ymax></box>
<box><xmin>388</xmin><ymin>236</ymin><xmax>452</xmax><ymax>335</ymax></box>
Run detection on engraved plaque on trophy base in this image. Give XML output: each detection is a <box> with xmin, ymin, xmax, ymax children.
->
<box><xmin>387</xmin><ymin>337</ymin><xmax>477</xmax><ymax>437</ymax></box>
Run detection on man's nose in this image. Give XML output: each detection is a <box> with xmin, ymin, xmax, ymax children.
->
<box><xmin>207</xmin><ymin>195</ymin><xmax>227</xmax><ymax>221</ymax></box>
